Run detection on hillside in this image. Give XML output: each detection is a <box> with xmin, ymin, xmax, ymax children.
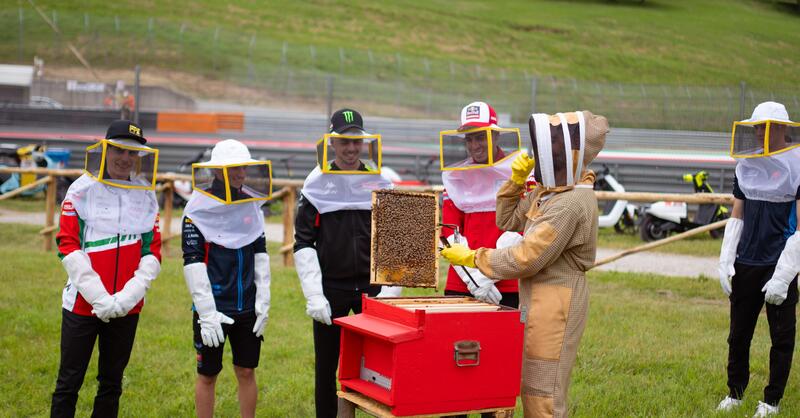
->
<box><xmin>0</xmin><ymin>0</ymin><xmax>798</xmax><ymax>128</ymax></box>
<box><xmin>2</xmin><ymin>0</ymin><xmax>798</xmax><ymax>86</ymax></box>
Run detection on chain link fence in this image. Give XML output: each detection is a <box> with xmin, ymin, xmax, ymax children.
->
<box><xmin>2</xmin><ymin>9</ymin><xmax>798</xmax><ymax>131</ymax></box>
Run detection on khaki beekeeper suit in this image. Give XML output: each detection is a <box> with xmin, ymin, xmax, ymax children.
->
<box><xmin>474</xmin><ymin>111</ymin><xmax>608</xmax><ymax>418</ymax></box>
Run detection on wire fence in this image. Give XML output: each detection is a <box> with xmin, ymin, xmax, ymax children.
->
<box><xmin>2</xmin><ymin>9</ymin><xmax>799</xmax><ymax>131</ymax></box>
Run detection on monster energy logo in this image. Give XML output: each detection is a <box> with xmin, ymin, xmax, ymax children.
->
<box><xmin>343</xmin><ymin>111</ymin><xmax>354</xmax><ymax>123</ymax></box>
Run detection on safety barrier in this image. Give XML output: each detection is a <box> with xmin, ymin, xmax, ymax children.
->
<box><xmin>155</xmin><ymin>112</ymin><xmax>245</xmax><ymax>133</ymax></box>
<box><xmin>216</xmin><ymin>113</ymin><xmax>246</xmax><ymax>131</ymax></box>
<box><xmin>0</xmin><ymin>167</ymin><xmax>733</xmax><ymax>267</ymax></box>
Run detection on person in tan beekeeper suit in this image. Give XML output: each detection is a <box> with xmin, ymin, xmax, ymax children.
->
<box><xmin>442</xmin><ymin>111</ymin><xmax>608</xmax><ymax>418</ymax></box>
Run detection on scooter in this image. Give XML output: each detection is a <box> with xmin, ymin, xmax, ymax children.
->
<box><xmin>639</xmin><ymin>170</ymin><xmax>728</xmax><ymax>242</ymax></box>
<box><xmin>0</xmin><ymin>144</ymin><xmax>72</xmax><ymax>202</ymax></box>
<box><xmin>595</xmin><ymin>165</ymin><xmax>639</xmax><ymax>234</ymax></box>
<box><xmin>0</xmin><ymin>144</ymin><xmax>20</xmax><ymax>189</ymax></box>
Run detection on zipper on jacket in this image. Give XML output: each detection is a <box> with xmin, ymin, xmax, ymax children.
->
<box><xmin>113</xmin><ymin>233</ymin><xmax>120</xmax><ymax>293</ymax></box>
<box><xmin>113</xmin><ymin>194</ymin><xmax>122</xmax><ymax>293</ymax></box>
<box><xmin>237</xmin><ymin>249</ymin><xmax>244</xmax><ymax>311</ymax></box>
<box><xmin>351</xmin><ymin>214</ymin><xmax>359</xmax><ymax>291</ymax></box>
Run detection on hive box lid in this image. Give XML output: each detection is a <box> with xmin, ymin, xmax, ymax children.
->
<box><xmin>335</xmin><ymin>313</ymin><xmax>423</xmax><ymax>343</ymax></box>
<box><xmin>370</xmin><ymin>190</ymin><xmax>439</xmax><ymax>289</ymax></box>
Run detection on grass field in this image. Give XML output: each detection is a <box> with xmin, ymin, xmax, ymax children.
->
<box><xmin>1</xmin><ymin>1</ymin><xmax>798</xmax><ymax>129</ymax></box>
<box><xmin>1</xmin><ymin>222</ymin><xmax>796</xmax><ymax>417</ymax></box>
<box><xmin>1</xmin><ymin>0</ymin><xmax>799</xmax><ymax>88</ymax></box>
<box><xmin>0</xmin><ymin>194</ymin><xmax>49</xmax><ymax>212</ymax></box>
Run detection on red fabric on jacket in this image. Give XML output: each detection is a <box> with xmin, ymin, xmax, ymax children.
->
<box><xmin>57</xmin><ymin>199</ymin><xmax>161</xmax><ymax>316</ymax></box>
<box><xmin>441</xmin><ymin>192</ymin><xmax>519</xmax><ymax>293</ymax></box>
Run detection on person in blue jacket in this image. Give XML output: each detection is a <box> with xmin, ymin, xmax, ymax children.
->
<box><xmin>716</xmin><ymin>102</ymin><xmax>800</xmax><ymax>418</ymax></box>
<box><xmin>182</xmin><ymin>139</ymin><xmax>272</xmax><ymax>418</ymax></box>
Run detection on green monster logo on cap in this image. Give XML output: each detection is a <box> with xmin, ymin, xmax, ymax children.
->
<box><xmin>343</xmin><ymin>111</ymin><xmax>354</xmax><ymax>124</ymax></box>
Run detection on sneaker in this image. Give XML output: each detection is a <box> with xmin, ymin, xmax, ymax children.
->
<box><xmin>753</xmin><ymin>401</ymin><xmax>779</xmax><ymax>417</ymax></box>
<box><xmin>716</xmin><ymin>396</ymin><xmax>742</xmax><ymax>411</ymax></box>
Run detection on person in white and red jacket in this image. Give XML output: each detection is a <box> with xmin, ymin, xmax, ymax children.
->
<box><xmin>51</xmin><ymin>120</ymin><xmax>161</xmax><ymax>418</ymax></box>
<box><xmin>440</xmin><ymin>102</ymin><xmax>525</xmax><ymax>308</ymax></box>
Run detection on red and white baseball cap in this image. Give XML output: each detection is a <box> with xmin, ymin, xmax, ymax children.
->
<box><xmin>459</xmin><ymin>101</ymin><xmax>498</xmax><ymax>130</ymax></box>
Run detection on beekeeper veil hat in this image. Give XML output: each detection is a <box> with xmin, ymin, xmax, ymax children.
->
<box><xmin>528</xmin><ymin>111</ymin><xmax>608</xmax><ymax>189</ymax></box>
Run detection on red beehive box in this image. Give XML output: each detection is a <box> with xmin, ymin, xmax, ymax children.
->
<box><xmin>335</xmin><ymin>295</ymin><xmax>523</xmax><ymax>416</ymax></box>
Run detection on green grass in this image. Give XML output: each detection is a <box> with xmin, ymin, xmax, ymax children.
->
<box><xmin>597</xmin><ymin>227</ymin><xmax>722</xmax><ymax>257</ymax></box>
<box><xmin>0</xmin><ymin>1</ymin><xmax>798</xmax><ymax>129</ymax></box>
<box><xmin>0</xmin><ymin>194</ymin><xmax>47</xmax><ymax>212</ymax></box>
<box><xmin>2</xmin><ymin>0</ymin><xmax>798</xmax><ymax>87</ymax></box>
<box><xmin>2</xmin><ymin>223</ymin><xmax>797</xmax><ymax>416</ymax></box>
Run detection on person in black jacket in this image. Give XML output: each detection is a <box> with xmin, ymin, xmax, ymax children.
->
<box><xmin>294</xmin><ymin>109</ymin><xmax>399</xmax><ymax>418</ymax></box>
<box><xmin>182</xmin><ymin>139</ymin><xmax>272</xmax><ymax>418</ymax></box>
<box><xmin>716</xmin><ymin>102</ymin><xmax>800</xmax><ymax>417</ymax></box>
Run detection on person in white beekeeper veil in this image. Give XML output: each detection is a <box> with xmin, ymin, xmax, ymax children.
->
<box><xmin>51</xmin><ymin>120</ymin><xmax>162</xmax><ymax>417</ymax></box>
<box><xmin>293</xmin><ymin>108</ymin><xmax>400</xmax><ymax>418</ymax></box>
<box><xmin>439</xmin><ymin>101</ymin><xmax>526</xmax><ymax>311</ymax></box>
<box><xmin>181</xmin><ymin>139</ymin><xmax>272</xmax><ymax>418</ymax></box>
<box><xmin>442</xmin><ymin>110</ymin><xmax>609</xmax><ymax>418</ymax></box>
<box><xmin>716</xmin><ymin>101</ymin><xmax>800</xmax><ymax>417</ymax></box>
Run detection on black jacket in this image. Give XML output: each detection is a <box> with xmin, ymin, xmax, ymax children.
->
<box><xmin>293</xmin><ymin>191</ymin><xmax>378</xmax><ymax>292</ymax></box>
<box><xmin>182</xmin><ymin>216</ymin><xmax>267</xmax><ymax>315</ymax></box>
<box><xmin>733</xmin><ymin>176</ymin><xmax>799</xmax><ymax>266</ymax></box>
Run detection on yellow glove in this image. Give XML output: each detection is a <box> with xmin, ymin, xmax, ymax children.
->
<box><xmin>510</xmin><ymin>151</ymin><xmax>535</xmax><ymax>185</ymax></box>
<box><xmin>440</xmin><ymin>244</ymin><xmax>477</xmax><ymax>268</ymax></box>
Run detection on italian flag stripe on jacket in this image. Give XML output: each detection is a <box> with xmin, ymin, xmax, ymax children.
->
<box><xmin>56</xmin><ymin>199</ymin><xmax>161</xmax><ymax>316</ymax></box>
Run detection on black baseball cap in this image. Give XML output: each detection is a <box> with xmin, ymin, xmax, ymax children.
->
<box><xmin>105</xmin><ymin>120</ymin><xmax>146</xmax><ymax>144</ymax></box>
<box><xmin>329</xmin><ymin>108</ymin><xmax>364</xmax><ymax>134</ymax></box>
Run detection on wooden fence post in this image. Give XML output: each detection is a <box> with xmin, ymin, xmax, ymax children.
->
<box><xmin>282</xmin><ymin>186</ymin><xmax>296</xmax><ymax>267</ymax></box>
<box><xmin>162</xmin><ymin>180</ymin><xmax>174</xmax><ymax>255</ymax></box>
<box><xmin>43</xmin><ymin>176</ymin><xmax>57</xmax><ymax>251</ymax></box>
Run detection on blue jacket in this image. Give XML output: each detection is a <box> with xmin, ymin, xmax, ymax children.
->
<box><xmin>182</xmin><ymin>216</ymin><xmax>266</xmax><ymax>315</ymax></box>
<box><xmin>733</xmin><ymin>176</ymin><xmax>799</xmax><ymax>266</ymax></box>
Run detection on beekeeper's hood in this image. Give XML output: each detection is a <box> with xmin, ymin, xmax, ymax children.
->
<box><xmin>528</xmin><ymin>111</ymin><xmax>608</xmax><ymax>190</ymax></box>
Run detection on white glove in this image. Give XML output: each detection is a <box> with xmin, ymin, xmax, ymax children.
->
<box><xmin>294</xmin><ymin>247</ymin><xmax>332</xmax><ymax>325</ymax></box>
<box><xmin>115</xmin><ymin>254</ymin><xmax>161</xmax><ymax>315</ymax></box>
<box><xmin>198</xmin><ymin>311</ymin><xmax>235</xmax><ymax>348</ymax></box>
<box><xmin>718</xmin><ymin>218</ymin><xmax>743</xmax><ymax>296</ymax></box>
<box><xmin>762</xmin><ymin>232</ymin><xmax>800</xmax><ymax>305</ymax></box>
<box><xmin>376</xmin><ymin>286</ymin><xmax>402</xmax><ymax>298</ymax></box>
<box><xmin>468</xmin><ymin>276</ymin><xmax>502</xmax><ymax>305</ymax></box>
<box><xmin>252</xmin><ymin>253</ymin><xmax>271</xmax><ymax>337</ymax></box>
<box><xmin>496</xmin><ymin>231</ymin><xmax>524</xmax><ymax>249</ymax></box>
<box><xmin>448</xmin><ymin>235</ymin><xmax>502</xmax><ymax>305</ymax></box>
<box><xmin>62</xmin><ymin>250</ymin><xmax>123</xmax><ymax>322</ymax></box>
<box><xmin>184</xmin><ymin>262</ymin><xmax>235</xmax><ymax>347</ymax></box>
<box><xmin>92</xmin><ymin>296</ymin><xmax>121</xmax><ymax>323</ymax></box>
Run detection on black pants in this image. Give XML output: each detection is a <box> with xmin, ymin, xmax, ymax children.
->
<box><xmin>444</xmin><ymin>289</ymin><xmax>520</xmax><ymax>309</ymax></box>
<box><xmin>727</xmin><ymin>263</ymin><xmax>798</xmax><ymax>406</ymax></box>
<box><xmin>313</xmin><ymin>286</ymin><xmax>379</xmax><ymax>418</ymax></box>
<box><xmin>51</xmin><ymin>309</ymin><xmax>139</xmax><ymax>418</ymax></box>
